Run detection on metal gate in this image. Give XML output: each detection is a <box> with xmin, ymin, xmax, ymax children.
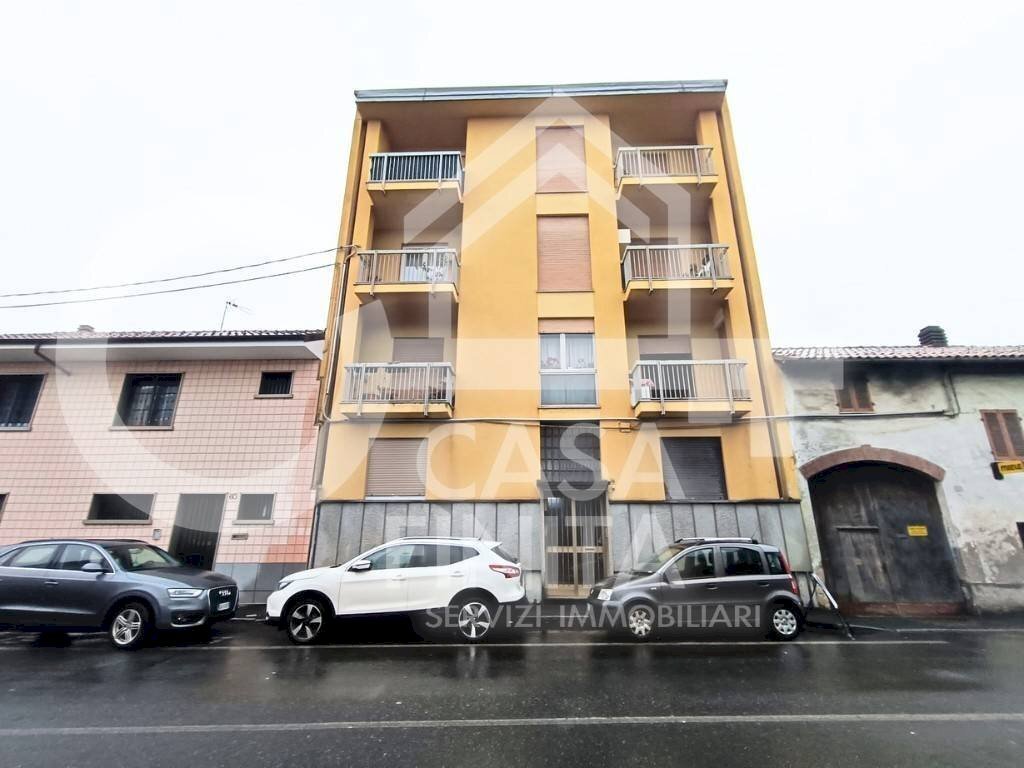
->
<box><xmin>169</xmin><ymin>494</ymin><xmax>225</xmax><ymax>570</ymax></box>
<box><xmin>543</xmin><ymin>493</ymin><xmax>609</xmax><ymax>598</ymax></box>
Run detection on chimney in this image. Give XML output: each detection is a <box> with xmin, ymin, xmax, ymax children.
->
<box><xmin>918</xmin><ymin>326</ymin><xmax>948</xmax><ymax>347</ymax></box>
<box><xmin>77</xmin><ymin>324</ymin><xmax>95</xmax><ymax>333</ymax></box>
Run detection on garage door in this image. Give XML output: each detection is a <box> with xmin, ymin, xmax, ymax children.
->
<box><xmin>809</xmin><ymin>463</ymin><xmax>964</xmax><ymax>615</ymax></box>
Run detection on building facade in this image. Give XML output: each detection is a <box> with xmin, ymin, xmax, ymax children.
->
<box><xmin>314</xmin><ymin>81</ymin><xmax>809</xmax><ymax>601</ymax></box>
<box><xmin>775</xmin><ymin>334</ymin><xmax>1024</xmax><ymax>614</ymax></box>
<box><xmin>0</xmin><ymin>329</ymin><xmax>323</xmax><ymax>604</ymax></box>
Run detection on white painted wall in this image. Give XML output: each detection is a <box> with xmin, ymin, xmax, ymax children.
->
<box><xmin>778</xmin><ymin>360</ymin><xmax>1024</xmax><ymax>612</ymax></box>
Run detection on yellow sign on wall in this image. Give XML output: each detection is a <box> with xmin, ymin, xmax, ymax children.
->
<box><xmin>997</xmin><ymin>460</ymin><xmax>1024</xmax><ymax>476</ymax></box>
<box><xmin>907</xmin><ymin>525</ymin><xmax>929</xmax><ymax>537</ymax></box>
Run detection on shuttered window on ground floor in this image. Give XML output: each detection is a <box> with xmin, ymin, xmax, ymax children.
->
<box><xmin>661</xmin><ymin>437</ymin><xmax>727</xmax><ymax>501</ymax></box>
<box><xmin>365</xmin><ymin>438</ymin><xmax>428</xmax><ymax>498</ymax></box>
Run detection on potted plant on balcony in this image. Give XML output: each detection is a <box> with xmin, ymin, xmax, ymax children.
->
<box><xmin>638</xmin><ymin>377</ymin><xmax>655</xmax><ymax>399</ymax></box>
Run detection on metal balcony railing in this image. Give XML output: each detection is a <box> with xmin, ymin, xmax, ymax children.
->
<box><xmin>614</xmin><ymin>145</ymin><xmax>714</xmax><ymax>186</ymax></box>
<box><xmin>630</xmin><ymin>360</ymin><xmax>750</xmax><ymax>413</ymax></box>
<box><xmin>368</xmin><ymin>151</ymin><xmax>465</xmax><ymax>194</ymax></box>
<box><xmin>621</xmin><ymin>244</ymin><xmax>730</xmax><ymax>290</ymax></box>
<box><xmin>343</xmin><ymin>363</ymin><xmax>455</xmax><ymax>415</ymax></box>
<box><xmin>355</xmin><ymin>248</ymin><xmax>460</xmax><ymax>291</ymax></box>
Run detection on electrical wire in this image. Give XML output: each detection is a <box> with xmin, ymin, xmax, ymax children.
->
<box><xmin>0</xmin><ymin>262</ymin><xmax>336</xmax><ymax>309</ymax></box>
<box><xmin>0</xmin><ymin>245</ymin><xmax>343</xmax><ymax>299</ymax></box>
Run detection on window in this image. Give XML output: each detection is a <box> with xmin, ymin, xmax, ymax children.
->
<box><xmin>836</xmin><ymin>369</ymin><xmax>872</xmax><ymax>412</ymax></box>
<box><xmin>365</xmin><ymin>438</ymin><xmax>427</xmax><ymax>497</ymax></box>
<box><xmin>364</xmin><ymin>544</ymin><xmax>418</xmax><ymax>570</ymax></box>
<box><xmin>673</xmin><ymin>548</ymin><xmax>716</xmax><ymax>580</ymax></box>
<box><xmin>87</xmin><ymin>493</ymin><xmax>154</xmax><ymax>522</ymax></box>
<box><xmin>982</xmin><ymin>410</ymin><xmax>1024</xmax><ymax>460</ymax></box>
<box><xmin>55</xmin><ymin>544</ymin><xmax>108</xmax><ymax>571</ymax></box>
<box><xmin>537</xmin><ymin>216</ymin><xmax>591</xmax><ymax>292</ymax></box>
<box><xmin>765</xmin><ymin>551</ymin><xmax>787</xmax><ymax>575</ymax></box>
<box><xmin>5</xmin><ymin>544</ymin><xmax>59</xmax><ymax>569</ymax></box>
<box><xmin>116</xmin><ymin>374</ymin><xmax>181</xmax><ymax>427</ymax></box>
<box><xmin>237</xmin><ymin>494</ymin><xmax>274</xmax><ymax>521</ymax></box>
<box><xmin>540</xmin><ymin>333</ymin><xmax>597</xmax><ymax>406</ymax></box>
<box><xmin>392</xmin><ymin>337</ymin><xmax>445</xmax><ymax>363</ymax></box>
<box><xmin>0</xmin><ymin>494</ymin><xmax>6</xmax><ymax>525</ymax></box>
<box><xmin>536</xmin><ymin>126</ymin><xmax>586</xmax><ymax>193</ymax></box>
<box><xmin>258</xmin><ymin>371</ymin><xmax>293</xmax><ymax>396</ymax></box>
<box><xmin>721</xmin><ymin>547</ymin><xmax>766</xmax><ymax>576</ymax></box>
<box><xmin>101</xmin><ymin>543</ymin><xmax>178</xmax><ymax>571</ymax></box>
<box><xmin>0</xmin><ymin>374</ymin><xmax>44</xmax><ymax>428</ymax></box>
<box><xmin>661</xmin><ymin>438</ymin><xmax>727</xmax><ymax>500</ymax></box>
<box><xmin>540</xmin><ymin>423</ymin><xmax>601</xmax><ymax>486</ymax></box>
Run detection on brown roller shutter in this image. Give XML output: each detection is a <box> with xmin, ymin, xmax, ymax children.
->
<box><xmin>538</xmin><ymin>318</ymin><xmax>595</xmax><ymax>334</ymax></box>
<box><xmin>538</xmin><ymin>216</ymin><xmax>591</xmax><ymax>292</ymax></box>
<box><xmin>392</xmin><ymin>337</ymin><xmax>445</xmax><ymax>363</ymax></box>
<box><xmin>661</xmin><ymin>438</ymin><xmax>727</xmax><ymax>500</ymax></box>
<box><xmin>536</xmin><ymin>127</ymin><xmax>587</xmax><ymax>193</ymax></box>
<box><xmin>365</xmin><ymin>438</ymin><xmax>427</xmax><ymax>497</ymax></box>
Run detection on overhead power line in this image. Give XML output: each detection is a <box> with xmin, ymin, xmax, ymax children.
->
<box><xmin>0</xmin><ymin>262</ymin><xmax>336</xmax><ymax>309</ymax></box>
<box><xmin>0</xmin><ymin>245</ymin><xmax>343</xmax><ymax>299</ymax></box>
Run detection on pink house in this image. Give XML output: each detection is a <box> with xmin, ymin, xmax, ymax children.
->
<box><xmin>0</xmin><ymin>328</ymin><xmax>323</xmax><ymax>604</ymax></box>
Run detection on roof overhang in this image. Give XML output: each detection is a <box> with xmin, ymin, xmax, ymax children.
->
<box><xmin>355</xmin><ymin>80</ymin><xmax>727</xmax><ymax>103</ymax></box>
<box><xmin>0</xmin><ymin>338</ymin><xmax>324</xmax><ymax>364</ymax></box>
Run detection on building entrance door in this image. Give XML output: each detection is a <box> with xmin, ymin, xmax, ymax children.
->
<box><xmin>543</xmin><ymin>493</ymin><xmax>609</xmax><ymax>598</ymax></box>
<box><xmin>169</xmin><ymin>494</ymin><xmax>225</xmax><ymax>570</ymax></box>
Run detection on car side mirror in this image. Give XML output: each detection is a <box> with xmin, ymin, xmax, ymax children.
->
<box><xmin>81</xmin><ymin>562</ymin><xmax>107</xmax><ymax>574</ymax></box>
<box><xmin>349</xmin><ymin>560</ymin><xmax>372</xmax><ymax>572</ymax></box>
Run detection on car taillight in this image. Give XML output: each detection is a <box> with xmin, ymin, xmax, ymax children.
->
<box><xmin>489</xmin><ymin>564</ymin><xmax>521</xmax><ymax>579</ymax></box>
<box><xmin>780</xmin><ymin>552</ymin><xmax>799</xmax><ymax>595</ymax></box>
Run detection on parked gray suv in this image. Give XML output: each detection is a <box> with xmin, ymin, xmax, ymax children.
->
<box><xmin>588</xmin><ymin>537</ymin><xmax>804</xmax><ymax>641</ymax></box>
<box><xmin>0</xmin><ymin>539</ymin><xmax>238</xmax><ymax>649</ymax></box>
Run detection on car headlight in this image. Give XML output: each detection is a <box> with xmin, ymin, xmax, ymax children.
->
<box><xmin>167</xmin><ymin>588</ymin><xmax>204</xmax><ymax>599</ymax></box>
<box><xmin>597</xmin><ymin>589</ymin><xmax>613</xmax><ymax>601</ymax></box>
<box><xmin>277</xmin><ymin>575</ymin><xmax>312</xmax><ymax>591</ymax></box>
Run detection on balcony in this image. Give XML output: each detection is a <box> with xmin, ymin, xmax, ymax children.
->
<box><xmin>354</xmin><ymin>248</ymin><xmax>460</xmax><ymax>303</ymax></box>
<box><xmin>366</xmin><ymin>151</ymin><xmax>465</xmax><ymax>225</ymax></box>
<box><xmin>621</xmin><ymin>244</ymin><xmax>732</xmax><ymax>301</ymax></box>
<box><xmin>614</xmin><ymin>145</ymin><xmax>716</xmax><ymax>193</ymax></box>
<box><xmin>340</xmin><ymin>362</ymin><xmax>455</xmax><ymax>418</ymax></box>
<box><xmin>629</xmin><ymin>360</ymin><xmax>751</xmax><ymax>419</ymax></box>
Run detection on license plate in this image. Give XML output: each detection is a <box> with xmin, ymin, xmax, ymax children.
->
<box><xmin>217</xmin><ymin>601</ymin><xmax>231</xmax><ymax>612</ymax></box>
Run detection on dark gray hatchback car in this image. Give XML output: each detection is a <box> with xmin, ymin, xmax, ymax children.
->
<box><xmin>588</xmin><ymin>537</ymin><xmax>804</xmax><ymax>641</ymax></box>
<box><xmin>0</xmin><ymin>539</ymin><xmax>237</xmax><ymax>649</ymax></box>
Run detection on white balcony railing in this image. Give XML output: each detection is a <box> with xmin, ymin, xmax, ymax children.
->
<box><xmin>355</xmin><ymin>248</ymin><xmax>460</xmax><ymax>290</ymax></box>
<box><xmin>368</xmin><ymin>151</ymin><xmax>465</xmax><ymax>194</ymax></box>
<box><xmin>343</xmin><ymin>363</ymin><xmax>455</xmax><ymax>414</ymax></box>
<box><xmin>614</xmin><ymin>145</ymin><xmax>714</xmax><ymax>186</ymax></box>
<box><xmin>621</xmin><ymin>244</ymin><xmax>730</xmax><ymax>290</ymax></box>
<box><xmin>630</xmin><ymin>360</ymin><xmax>750</xmax><ymax>413</ymax></box>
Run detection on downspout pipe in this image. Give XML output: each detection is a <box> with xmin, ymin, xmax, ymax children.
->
<box><xmin>33</xmin><ymin>344</ymin><xmax>72</xmax><ymax>376</ymax></box>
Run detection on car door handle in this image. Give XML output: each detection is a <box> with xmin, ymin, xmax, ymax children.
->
<box><xmin>757</xmin><ymin>582</ymin><xmax>771</xmax><ymax>587</ymax></box>
<box><xmin>390</xmin><ymin>575</ymin><xmax>406</xmax><ymax>581</ymax></box>
<box><xmin>449</xmin><ymin>572</ymin><xmax>464</xmax><ymax>578</ymax></box>
<box><xmin>705</xmin><ymin>585</ymin><xmax>718</xmax><ymax>590</ymax></box>
<box><xmin>43</xmin><ymin>580</ymin><xmax>60</xmax><ymax>586</ymax></box>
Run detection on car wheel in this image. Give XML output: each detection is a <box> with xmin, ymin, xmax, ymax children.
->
<box><xmin>454</xmin><ymin>597</ymin><xmax>495</xmax><ymax>643</ymax></box>
<box><xmin>109</xmin><ymin>602</ymin><xmax>151</xmax><ymax>650</ymax></box>
<box><xmin>286</xmin><ymin>597</ymin><xmax>329</xmax><ymax>645</ymax></box>
<box><xmin>626</xmin><ymin>602</ymin><xmax>656</xmax><ymax>641</ymax></box>
<box><xmin>767</xmin><ymin>603</ymin><xmax>802</xmax><ymax>641</ymax></box>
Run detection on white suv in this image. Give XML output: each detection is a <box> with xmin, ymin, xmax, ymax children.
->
<box><xmin>266</xmin><ymin>537</ymin><xmax>525</xmax><ymax>644</ymax></box>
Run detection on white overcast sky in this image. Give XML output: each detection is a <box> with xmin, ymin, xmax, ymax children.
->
<box><xmin>1</xmin><ymin>1</ymin><xmax>1022</xmax><ymax>346</ymax></box>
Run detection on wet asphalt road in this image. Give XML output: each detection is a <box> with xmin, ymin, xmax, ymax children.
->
<box><xmin>1</xmin><ymin>618</ymin><xmax>1023</xmax><ymax>767</ymax></box>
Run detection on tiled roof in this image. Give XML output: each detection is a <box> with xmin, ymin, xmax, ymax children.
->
<box><xmin>0</xmin><ymin>329</ymin><xmax>325</xmax><ymax>344</ymax></box>
<box><xmin>773</xmin><ymin>346</ymin><xmax>1024</xmax><ymax>362</ymax></box>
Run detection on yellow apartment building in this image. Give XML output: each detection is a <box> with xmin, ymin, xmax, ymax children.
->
<box><xmin>312</xmin><ymin>81</ymin><xmax>809</xmax><ymax>600</ymax></box>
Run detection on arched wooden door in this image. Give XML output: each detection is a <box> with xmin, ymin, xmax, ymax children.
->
<box><xmin>809</xmin><ymin>463</ymin><xmax>964</xmax><ymax>615</ymax></box>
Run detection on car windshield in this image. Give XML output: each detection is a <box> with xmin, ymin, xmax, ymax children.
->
<box><xmin>101</xmin><ymin>543</ymin><xmax>179</xmax><ymax>571</ymax></box>
<box><xmin>633</xmin><ymin>544</ymin><xmax>684</xmax><ymax>574</ymax></box>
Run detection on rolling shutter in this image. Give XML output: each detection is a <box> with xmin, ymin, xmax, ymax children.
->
<box><xmin>536</xmin><ymin>127</ymin><xmax>586</xmax><ymax>193</ymax></box>
<box><xmin>537</xmin><ymin>216</ymin><xmax>591</xmax><ymax>292</ymax></box>
<box><xmin>366</xmin><ymin>438</ymin><xmax>427</xmax><ymax>497</ymax></box>
<box><xmin>392</xmin><ymin>337</ymin><xmax>445</xmax><ymax>363</ymax></box>
<box><xmin>661</xmin><ymin>438</ymin><xmax>727</xmax><ymax>500</ymax></box>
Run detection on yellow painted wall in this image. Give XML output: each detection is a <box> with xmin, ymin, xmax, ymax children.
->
<box><xmin>319</xmin><ymin>97</ymin><xmax>795</xmax><ymax>504</ymax></box>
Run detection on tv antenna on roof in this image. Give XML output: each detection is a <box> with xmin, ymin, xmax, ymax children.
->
<box><xmin>220</xmin><ymin>298</ymin><xmax>252</xmax><ymax>330</ymax></box>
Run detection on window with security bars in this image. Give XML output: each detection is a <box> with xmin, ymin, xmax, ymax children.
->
<box><xmin>0</xmin><ymin>374</ymin><xmax>44</xmax><ymax>428</ymax></box>
<box><xmin>981</xmin><ymin>410</ymin><xmax>1024</xmax><ymax>460</ymax></box>
<box><xmin>540</xmin><ymin>333</ymin><xmax>597</xmax><ymax>406</ymax></box>
<box><xmin>836</xmin><ymin>369</ymin><xmax>873</xmax><ymax>412</ymax></box>
<box><xmin>258</xmin><ymin>371</ymin><xmax>293</xmax><ymax>396</ymax></box>
<box><xmin>540</xmin><ymin>423</ymin><xmax>601</xmax><ymax>487</ymax></box>
<box><xmin>237</xmin><ymin>494</ymin><xmax>274</xmax><ymax>521</ymax></box>
<box><xmin>115</xmin><ymin>374</ymin><xmax>181</xmax><ymax>427</ymax></box>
